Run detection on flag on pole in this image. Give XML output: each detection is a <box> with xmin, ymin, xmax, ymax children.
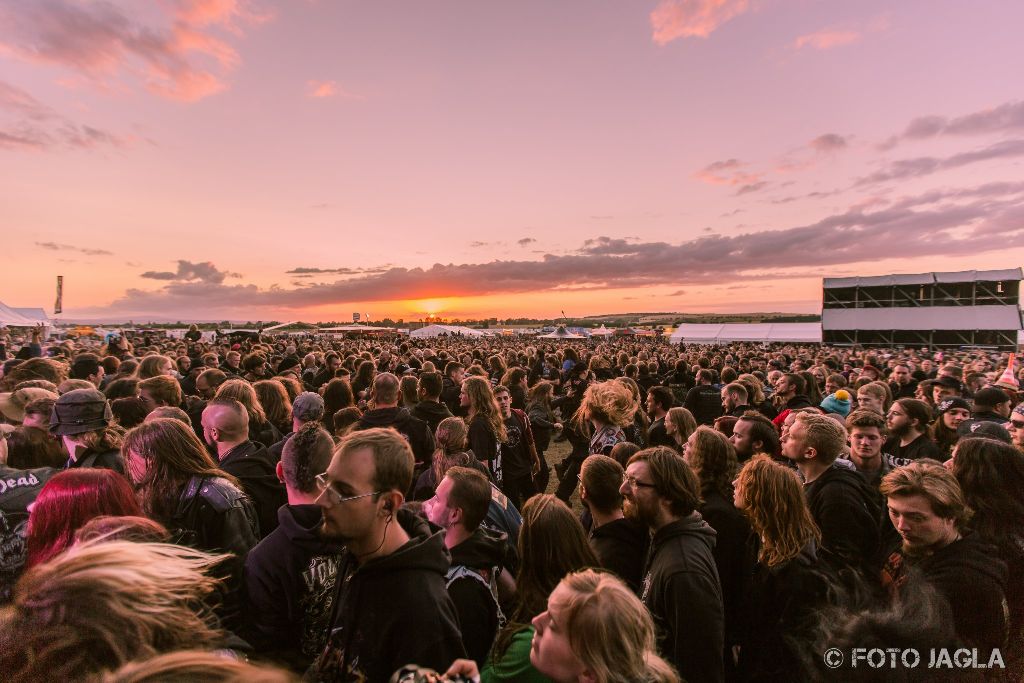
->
<box><xmin>54</xmin><ymin>275</ymin><xmax>63</xmax><ymax>314</ymax></box>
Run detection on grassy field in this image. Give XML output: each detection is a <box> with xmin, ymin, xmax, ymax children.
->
<box><xmin>539</xmin><ymin>438</ymin><xmax>583</xmax><ymax>514</ymax></box>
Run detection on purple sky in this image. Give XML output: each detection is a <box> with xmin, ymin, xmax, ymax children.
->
<box><xmin>2</xmin><ymin>0</ymin><xmax>1023</xmax><ymax>321</ymax></box>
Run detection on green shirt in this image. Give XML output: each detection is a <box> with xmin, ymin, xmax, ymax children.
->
<box><xmin>481</xmin><ymin>627</ymin><xmax>552</xmax><ymax>683</ymax></box>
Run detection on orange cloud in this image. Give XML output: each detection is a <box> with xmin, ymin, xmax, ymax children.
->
<box><xmin>693</xmin><ymin>158</ymin><xmax>763</xmax><ymax>186</ymax></box>
<box><xmin>308</xmin><ymin>80</ymin><xmax>337</xmax><ymax>98</ymax></box>
<box><xmin>793</xmin><ymin>29</ymin><xmax>861</xmax><ymax>51</ymax></box>
<box><xmin>650</xmin><ymin>0</ymin><xmax>751</xmax><ymax>45</ymax></box>
<box><xmin>0</xmin><ymin>0</ymin><xmax>267</xmax><ymax>102</ymax></box>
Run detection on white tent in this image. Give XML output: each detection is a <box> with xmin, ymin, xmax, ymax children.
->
<box><xmin>11</xmin><ymin>307</ymin><xmax>50</xmax><ymax>325</ymax></box>
<box><xmin>409</xmin><ymin>324</ymin><xmax>489</xmax><ymax>338</ymax></box>
<box><xmin>320</xmin><ymin>324</ymin><xmax>393</xmax><ymax>333</ymax></box>
<box><xmin>0</xmin><ymin>301</ymin><xmax>41</xmax><ymax>326</ymax></box>
<box><xmin>670</xmin><ymin>323</ymin><xmax>821</xmax><ymax>344</ymax></box>
<box><xmin>539</xmin><ymin>326</ymin><xmax>586</xmax><ymax>339</ymax></box>
<box><xmin>590</xmin><ymin>325</ymin><xmax>614</xmax><ymax>336</ymax></box>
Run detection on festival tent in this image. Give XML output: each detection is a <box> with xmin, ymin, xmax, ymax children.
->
<box><xmin>409</xmin><ymin>324</ymin><xmax>489</xmax><ymax>338</ymax></box>
<box><xmin>590</xmin><ymin>325</ymin><xmax>614</xmax><ymax>336</ymax></box>
<box><xmin>12</xmin><ymin>308</ymin><xmax>50</xmax><ymax>325</ymax></box>
<box><xmin>321</xmin><ymin>324</ymin><xmax>394</xmax><ymax>333</ymax></box>
<box><xmin>0</xmin><ymin>301</ymin><xmax>42</xmax><ymax>326</ymax></box>
<box><xmin>669</xmin><ymin>323</ymin><xmax>822</xmax><ymax>344</ymax></box>
<box><xmin>539</xmin><ymin>326</ymin><xmax>586</xmax><ymax>339</ymax></box>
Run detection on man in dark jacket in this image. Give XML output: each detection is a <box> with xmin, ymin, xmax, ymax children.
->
<box><xmin>49</xmin><ymin>388</ymin><xmax>125</xmax><ymax>473</ymax></box>
<box><xmin>620</xmin><ymin>446</ymin><xmax>724</xmax><ymax>683</ymax></box>
<box><xmin>783</xmin><ymin>412</ymin><xmax>880</xmax><ymax>572</ymax></box>
<box><xmin>312</xmin><ymin>428</ymin><xmax>466</xmax><ymax>682</ymax></box>
<box><xmin>424</xmin><ymin>466</ymin><xmax>507</xmax><ymax>668</ymax></box>
<box><xmin>884</xmin><ymin>398</ymin><xmax>942</xmax><ymax>465</ymax></box>
<box><xmin>580</xmin><ymin>454</ymin><xmax>648</xmax><ymax>593</ymax></box>
<box><xmin>771</xmin><ymin>373</ymin><xmax>814</xmax><ymax>428</ymax></box>
<box><xmin>881</xmin><ymin>461</ymin><xmax>1007</xmax><ymax>656</ymax></box>
<box><xmin>684</xmin><ymin>370</ymin><xmax>723</xmax><ymax>426</ymax></box>
<box><xmin>646</xmin><ymin>386</ymin><xmax>676</xmax><ymax>448</ymax></box>
<box><xmin>411</xmin><ymin>371</ymin><xmax>454</xmax><ymax>435</ymax></box>
<box><xmin>0</xmin><ymin>443</ymin><xmax>57</xmax><ymax>601</ymax></box>
<box><xmin>202</xmin><ymin>398</ymin><xmax>287</xmax><ymax>538</ymax></box>
<box><xmin>354</xmin><ymin>373</ymin><xmax>435</xmax><ymax>469</ymax></box>
<box><xmin>244</xmin><ymin>423</ymin><xmax>343</xmax><ymax>672</ymax></box>
<box><xmin>441</xmin><ymin>361</ymin><xmax>466</xmax><ymax>417</ymax></box>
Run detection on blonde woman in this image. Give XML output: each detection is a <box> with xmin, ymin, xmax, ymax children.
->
<box><xmin>0</xmin><ymin>540</ymin><xmax>230</xmax><ymax>682</ymax></box>
<box><xmin>447</xmin><ymin>568</ymin><xmax>679</xmax><ymax>683</ymax></box>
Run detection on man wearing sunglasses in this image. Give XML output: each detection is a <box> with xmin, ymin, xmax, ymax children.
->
<box><xmin>311</xmin><ymin>428</ymin><xmax>465</xmax><ymax>682</ymax></box>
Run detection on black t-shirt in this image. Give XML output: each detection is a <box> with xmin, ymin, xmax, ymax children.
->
<box><xmin>883</xmin><ymin>433</ymin><xmax>942</xmax><ymax>466</ymax></box>
<box><xmin>501</xmin><ymin>415</ymin><xmax>532</xmax><ymax>479</ymax></box>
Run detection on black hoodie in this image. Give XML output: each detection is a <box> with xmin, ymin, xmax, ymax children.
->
<box><xmin>736</xmin><ymin>541</ymin><xmax>830</xmax><ymax>682</ymax></box>
<box><xmin>896</xmin><ymin>532</ymin><xmax>1008</xmax><ymax>654</ymax></box>
<box><xmin>446</xmin><ymin>526</ymin><xmax>508</xmax><ymax>668</ymax></box>
<box><xmin>311</xmin><ymin>509</ymin><xmax>466</xmax><ymax>682</ymax></box>
<box><xmin>411</xmin><ymin>399</ymin><xmax>454</xmax><ymax>435</ymax></box>
<box><xmin>804</xmin><ymin>463</ymin><xmax>881</xmax><ymax>573</ymax></box>
<box><xmin>219</xmin><ymin>440</ymin><xmax>286</xmax><ymax>538</ymax></box>
<box><xmin>243</xmin><ymin>504</ymin><xmax>344</xmax><ymax>671</ymax></box>
<box><xmin>0</xmin><ymin>465</ymin><xmax>57</xmax><ymax>602</ymax></box>
<box><xmin>589</xmin><ymin>516</ymin><xmax>650</xmax><ymax>594</ymax></box>
<box><xmin>641</xmin><ymin>512</ymin><xmax>725</xmax><ymax>683</ymax></box>
<box><xmin>355</xmin><ymin>407</ymin><xmax>435</xmax><ymax>467</ymax></box>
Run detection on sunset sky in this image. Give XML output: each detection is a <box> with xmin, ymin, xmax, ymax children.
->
<box><xmin>2</xmin><ymin>0</ymin><xmax>1023</xmax><ymax>322</ymax></box>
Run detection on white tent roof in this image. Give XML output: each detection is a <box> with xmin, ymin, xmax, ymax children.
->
<box><xmin>539</xmin><ymin>326</ymin><xmax>585</xmax><ymax>339</ymax></box>
<box><xmin>320</xmin><ymin>324</ymin><xmax>393</xmax><ymax>332</ymax></box>
<box><xmin>590</xmin><ymin>325</ymin><xmax>614</xmax><ymax>336</ymax></box>
<box><xmin>409</xmin><ymin>324</ymin><xmax>489</xmax><ymax>338</ymax></box>
<box><xmin>0</xmin><ymin>302</ymin><xmax>41</xmax><ymax>326</ymax></box>
<box><xmin>824</xmin><ymin>268</ymin><xmax>1023</xmax><ymax>289</ymax></box>
<box><xmin>11</xmin><ymin>307</ymin><xmax>50</xmax><ymax>324</ymax></box>
<box><xmin>822</xmin><ymin>306</ymin><xmax>1022</xmax><ymax>331</ymax></box>
<box><xmin>670</xmin><ymin>323</ymin><xmax>821</xmax><ymax>344</ymax></box>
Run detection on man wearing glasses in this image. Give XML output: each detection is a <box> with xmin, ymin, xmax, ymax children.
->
<box><xmin>619</xmin><ymin>446</ymin><xmax>725</xmax><ymax>683</ymax></box>
<box><xmin>311</xmin><ymin>428</ymin><xmax>465</xmax><ymax>682</ymax></box>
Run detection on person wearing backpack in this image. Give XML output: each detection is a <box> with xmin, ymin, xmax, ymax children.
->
<box><xmin>424</xmin><ymin>466</ymin><xmax>511</xmax><ymax>668</ymax></box>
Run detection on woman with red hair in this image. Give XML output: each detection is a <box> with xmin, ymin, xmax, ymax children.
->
<box><xmin>26</xmin><ymin>469</ymin><xmax>141</xmax><ymax>568</ymax></box>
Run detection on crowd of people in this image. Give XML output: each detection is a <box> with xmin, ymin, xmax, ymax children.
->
<box><xmin>0</xmin><ymin>322</ymin><xmax>1022</xmax><ymax>681</ymax></box>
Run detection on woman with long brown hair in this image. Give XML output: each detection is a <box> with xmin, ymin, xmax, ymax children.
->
<box><xmin>461</xmin><ymin>376</ymin><xmax>507</xmax><ymax>485</ymax></box>
<box><xmin>733</xmin><ymin>454</ymin><xmax>828</xmax><ymax>681</ymax></box>
<box><xmin>214</xmin><ymin>378</ymin><xmax>281</xmax><ymax>446</ymax></box>
<box><xmin>122</xmin><ymin>418</ymin><xmax>257</xmax><ymax>561</ymax></box>
<box><xmin>413</xmin><ymin>416</ymin><xmax>487</xmax><ymax>500</ymax></box>
<box><xmin>683</xmin><ymin>426</ymin><xmax>752</xmax><ymax>671</ymax></box>
<box><xmin>483</xmin><ymin>495</ymin><xmax>598</xmax><ymax>682</ymax></box>
<box><xmin>664</xmin><ymin>406</ymin><xmax>698</xmax><ymax>454</ymax></box>
<box><xmin>321</xmin><ymin>377</ymin><xmax>356</xmax><ymax>433</ymax></box>
<box><xmin>253</xmin><ymin>379</ymin><xmax>292</xmax><ymax>438</ymax></box>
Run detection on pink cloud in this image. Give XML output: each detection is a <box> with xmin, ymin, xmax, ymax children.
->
<box><xmin>793</xmin><ymin>29</ymin><xmax>861</xmax><ymax>50</ymax></box>
<box><xmin>0</xmin><ymin>0</ymin><xmax>267</xmax><ymax>102</ymax></box>
<box><xmin>0</xmin><ymin>79</ymin><xmax>129</xmax><ymax>152</ymax></box>
<box><xmin>650</xmin><ymin>0</ymin><xmax>750</xmax><ymax>45</ymax></box>
<box><xmin>693</xmin><ymin>158</ymin><xmax>763</xmax><ymax>187</ymax></box>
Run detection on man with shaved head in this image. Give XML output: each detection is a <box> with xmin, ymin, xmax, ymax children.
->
<box><xmin>354</xmin><ymin>372</ymin><xmax>435</xmax><ymax>471</ymax></box>
<box><xmin>202</xmin><ymin>397</ymin><xmax>286</xmax><ymax>538</ymax></box>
